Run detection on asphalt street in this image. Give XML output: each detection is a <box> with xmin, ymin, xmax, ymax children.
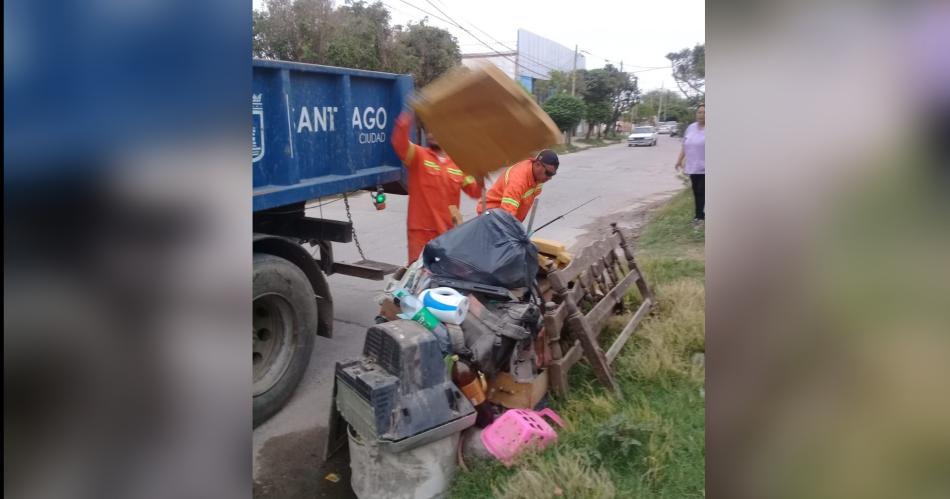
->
<box><xmin>252</xmin><ymin>136</ymin><xmax>685</xmax><ymax>498</ymax></box>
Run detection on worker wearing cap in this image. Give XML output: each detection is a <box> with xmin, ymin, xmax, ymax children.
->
<box><xmin>392</xmin><ymin>111</ymin><xmax>483</xmax><ymax>264</ymax></box>
<box><xmin>478</xmin><ymin>149</ymin><xmax>559</xmax><ymax>222</ymax></box>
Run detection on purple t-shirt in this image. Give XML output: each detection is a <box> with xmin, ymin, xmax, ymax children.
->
<box><xmin>683</xmin><ymin>122</ymin><xmax>705</xmax><ymax>175</ymax></box>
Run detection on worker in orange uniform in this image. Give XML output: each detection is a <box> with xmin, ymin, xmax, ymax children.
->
<box><xmin>478</xmin><ymin>149</ymin><xmax>559</xmax><ymax>222</ymax></box>
<box><xmin>392</xmin><ymin>111</ymin><xmax>483</xmax><ymax>264</ymax></box>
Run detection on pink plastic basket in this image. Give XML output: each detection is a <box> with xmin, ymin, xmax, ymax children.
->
<box><xmin>480</xmin><ymin>408</ymin><xmax>566</xmax><ymax>465</ymax></box>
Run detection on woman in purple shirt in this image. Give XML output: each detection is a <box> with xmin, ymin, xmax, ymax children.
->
<box><xmin>675</xmin><ymin>104</ymin><xmax>705</xmax><ymax>226</ymax></box>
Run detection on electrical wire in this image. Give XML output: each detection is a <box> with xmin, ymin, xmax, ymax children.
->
<box><xmin>393</xmin><ymin>0</ymin><xmax>558</xmax><ymax>79</ymax></box>
<box><xmin>421</xmin><ymin>0</ymin><xmax>569</xmax><ymax>76</ymax></box>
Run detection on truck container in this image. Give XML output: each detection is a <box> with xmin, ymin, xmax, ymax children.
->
<box><xmin>252</xmin><ymin>59</ymin><xmax>412</xmax><ymax>425</ymax></box>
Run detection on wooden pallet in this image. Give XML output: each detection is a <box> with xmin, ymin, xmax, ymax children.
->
<box><xmin>541</xmin><ymin>223</ymin><xmax>654</xmax><ymax>396</ymax></box>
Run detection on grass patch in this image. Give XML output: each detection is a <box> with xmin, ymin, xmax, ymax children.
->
<box><xmin>551</xmin><ymin>143</ymin><xmax>581</xmax><ymax>155</ymax></box>
<box><xmin>552</xmin><ymin>137</ymin><xmax>623</xmax><ymax>156</ymax></box>
<box><xmin>450</xmin><ymin>189</ymin><xmax>705</xmax><ymax>499</ymax></box>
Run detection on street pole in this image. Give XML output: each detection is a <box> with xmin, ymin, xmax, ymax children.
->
<box><xmin>571</xmin><ymin>44</ymin><xmax>578</xmax><ymax>96</ymax></box>
<box><xmin>514</xmin><ymin>30</ymin><xmax>520</xmax><ymax>87</ymax></box>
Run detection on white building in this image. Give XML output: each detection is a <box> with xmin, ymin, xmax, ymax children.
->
<box><xmin>461</xmin><ymin>29</ymin><xmax>585</xmax><ymax>95</ymax></box>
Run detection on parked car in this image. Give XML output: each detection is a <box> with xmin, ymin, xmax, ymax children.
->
<box><xmin>657</xmin><ymin>124</ymin><xmax>673</xmax><ymax>134</ymax></box>
<box><xmin>669</xmin><ymin>122</ymin><xmax>683</xmax><ymax>137</ymax></box>
<box><xmin>628</xmin><ymin>126</ymin><xmax>658</xmax><ymax>147</ymax></box>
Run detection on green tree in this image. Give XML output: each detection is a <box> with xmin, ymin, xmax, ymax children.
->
<box><xmin>252</xmin><ymin>0</ymin><xmax>460</xmax><ymax>86</ymax></box>
<box><xmin>666</xmin><ymin>44</ymin><xmax>705</xmax><ymax>102</ymax></box>
<box><xmin>636</xmin><ymin>89</ymin><xmax>685</xmax><ymax>124</ymax></box>
<box><xmin>581</xmin><ymin>68</ymin><xmax>613</xmax><ymax>139</ymax></box>
<box><xmin>253</xmin><ymin>0</ymin><xmax>336</xmax><ymax>62</ymax></box>
<box><xmin>600</xmin><ymin>64</ymin><xmax>639</xmax><ymax>137</ymax></box>
<box><xmin>533</xmin><ymin>70</ymin><xmax>582</xmax><ymax>104</ymax></box>
<box><xmin>584</xmin><ymin>101</ymin><xmax>612</xmax><ymax>139</ymax></box>
<box><xmin>393</xmin><ymin>21</ymin><xmax>461</xmax><ymax>87</ymax></box>
<box><xmin>323</xmin><ymin>1</ymin><xmax>394</xmax><ymax>70</ymax></box>
<box><xmin>543</xmin><ymin>94</ymin><xmax>586</xmax><ymax>144</ymax></box>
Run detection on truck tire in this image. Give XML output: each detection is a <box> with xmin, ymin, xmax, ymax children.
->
<box><xmin>253</xmin><ymin>253</ymin><xmax>317</xmax><ymax>427</ymax></box>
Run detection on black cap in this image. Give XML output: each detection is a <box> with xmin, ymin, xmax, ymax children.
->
<box><xmin>536</xmin><ymin>149</ymin><xmax>559</xmax><ymax>167</ymax></box>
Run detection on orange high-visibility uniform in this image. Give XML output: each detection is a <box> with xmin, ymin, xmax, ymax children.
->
<box><xmin>392</xmin><ymin>112</ymin><xmax>482</xmax><ymax>264</ymax></box>
<box><xmin>478</xmin><ymin>159</ymin><xmax>544</xmax><ymax>222</ymax></box>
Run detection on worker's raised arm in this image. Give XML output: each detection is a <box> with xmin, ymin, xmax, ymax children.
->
<box><xmin>460</xmin><ymin>174</ymin><xmax>483</xmax><ymax>200</ymax></box>
<box><xmin>391</xmin><ymin>111</ymin><xmax>419</xmax><ymax>168</ymax></box>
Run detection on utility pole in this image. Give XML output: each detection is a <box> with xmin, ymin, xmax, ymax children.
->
<box><xmin>514</xmin><ymin>29</ymin><xmax>520</xmax><ymax>87</ymax></box>
<box><xmin>571</xmin><ymin>44</ymin><xmax>578</xmax><ymax>96</ymax></box>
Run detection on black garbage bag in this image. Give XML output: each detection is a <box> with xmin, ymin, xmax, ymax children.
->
<box><xmin>422</xmin><ymin>209</ymin><xmax>538</xmax><ymax>289</ymax></box>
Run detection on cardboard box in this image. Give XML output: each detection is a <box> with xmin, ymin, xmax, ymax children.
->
<box><xmin>487</xmin><ymin>370</ymin><xmax>548</xmax><ymax>409</ymax></box>
<box><xmin>412</xmin><ymin>63</ymin><xmax>562</xmax><ymax>178</ymax></box>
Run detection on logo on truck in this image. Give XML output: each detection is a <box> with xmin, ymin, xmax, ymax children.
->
<box><xmin>352</xmin><ymin>107</ymin><xmax>387</xmax><ymax>144</ymax></box>
<box><xmin>294</xmin><ymin>105</ymin><xmax>388</xmax><ymax>145</ymax></box>
<box><xmin>252</xmin><ymin>94</ymin><xmax>265</xmax><ymax>162</ymax></box>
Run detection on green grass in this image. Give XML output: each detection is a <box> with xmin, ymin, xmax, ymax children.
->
<box><xmin>551</xmin><ymin>143</ymin><xmax>581</xmax><ymax>154</ymax></box>
<box><xmin>552</xmin><ymin>136</ymin><xmax>623</xmax><ymax>156</ymax></box>
<box><xmin>449</xmin><ymin>189</ymin><xmax>705</xmax><ymax>499</ymax></box>
<box><xmin>576</xmin><ymin>137</ymin><xmax>623</xmax><ymax>147</ymax></box>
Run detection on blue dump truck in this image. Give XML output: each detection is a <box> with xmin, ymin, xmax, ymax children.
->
<box><xmin>253</xmin><ymin>59</ymin><xmax>414</xmax><ymax>425</ymax></box>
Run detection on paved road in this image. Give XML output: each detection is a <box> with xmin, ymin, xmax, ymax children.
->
<box><xmin>252</xmin><ymin>136</ymin><xmax>684</xmax><ymax>498</ymax></box>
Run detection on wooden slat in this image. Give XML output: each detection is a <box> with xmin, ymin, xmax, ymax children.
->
<box><xmin>548</xmin><ymin>341</ymin><xmax>581</xmax><ymax>395</ymax></box>
<box><xmin>577</xmin><ymin>268</ymin><xmax>595</xmax><ymax>293</ymax></box>
<box><xmin>603</xmin><ymin>254</ymin><xmax>620</xmax><ymax>284</ymax></box>
<box><xmin>550</xmin><ymin>238</ymin><xmax>608</xmax><ymax>287</ymax></box>
<box><xmin>606</xmin><ymin>231</ymin><xmax>623</xmax><ymax>251</ymax></box>
<box><xmin>575</xmin><ymin>270</ymin><xmax>594</xmax><ymax>302</ymax></box>
<box><xmin>599</xmin><ymin>257</ymin><xmax>617</xmax><ymax>291</ymax></box>
<box><xmin>566</xmin><ymin>312</ymin><xmax>618</xmax><ymax>394</ymax></box>
<box><xmin>550</xmin><ymin>341</ymin><xmax>582</xmax><ymax>370</ymax></box>
<box><xmin>606</xmin><ymin>298</ymin><xmax>653</xmax><ymax>364</ymax></box>
<box><xmin>568</xmin><ymin>280</ymin><xmax>587</xmax><ymax>304</ymax></box>
<box><xmin>587</xmin><ymin>268</ymin><xmax>641</xmax><ymax>337</ymax></box>
<box><xmin>590</xmin><ymin>259</ymin><xmax>606</xmax><ymax>287</ymax></box>
<box><xmin>543</xmin><ymin>302</ymin><xmax>568</xmax><ymax>341</ymax></box>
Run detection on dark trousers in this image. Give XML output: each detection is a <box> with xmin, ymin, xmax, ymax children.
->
<box><xmin>689</xmin><ymin>174</ymin><xmax>705</xmax><ymax>220</ymax></box>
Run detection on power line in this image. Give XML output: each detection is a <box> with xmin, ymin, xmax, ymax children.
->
<box><xmin>428</xmin><ymin>2</ymin><xmax>562</xmax><ymax>73</ymax></box>
<box><xmin>415</xmin><ymin>0</ymin><xmax>566</xmax><ymax>78</ymax></box>
<box><xmin>631</xmin><ymin>66</ymin><xmax>671</xmax><ymax>74</ymax></box>
<box><xmin>385</xmin><ymin>0</ymin><xmax>547</xmax><ymax>78</ymax></box>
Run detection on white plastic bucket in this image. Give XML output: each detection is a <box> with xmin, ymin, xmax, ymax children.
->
<box><xmin>347</xmin><ymin>426</ymin><xmax>459</xmax><ymax>499</ymax></box>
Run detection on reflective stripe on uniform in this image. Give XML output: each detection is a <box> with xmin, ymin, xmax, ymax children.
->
<box><xmin>504</xmin><ymin>165</ymin><xmax>515</xmax><ymax>185</ymax></box>
<box><xmin>462</xmin><ymin>175</ymin><xmax>475</xmax><ymax>186</ymax></box>
<box><xmin>447</xmin><ymin>167</ymin><xmax>464</xmax><ymax>176</ymax></box>
<box><xmin>423</xmin><ymin>160</ymin><xmax>440</xmax><ymax>171</ymax></box>
<box><xmin>501</xmin><ymin>197</ymin><xmax>521</xmax><ymax>208</ymax></box>
<box><xmin>522</xmin><ymin>187</ymin><xmax>536</xmax><ymax>199</ymax></box>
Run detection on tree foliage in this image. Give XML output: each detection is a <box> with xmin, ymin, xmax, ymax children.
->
<box><xmin>584</xmin><ymin>101</ymin><xmax>612</xmax><ymax>139</ymax></box>
<box><xmin>394</xmin><ymin>21</ymin><xmax>461</xmax><ymax>87</ymax></box>
<box><xmin>253</xmin><ymin>0</ymin><xmax>460</xmax><ymax>86</ymax></box>
<box><xmin>666</xmin><ymin>44</ymin><xmax>705</xmax><ymax>102</ymax></box>
<box><xmin>598</xmin><ymin>64</ymin><xmax>639</xmax><ymax>136</ymax></box>
<box><xmin>533</xmin><ymin>70</ymin><xmax>579</xmax><ymax>104</ymax></box>
<box><xmin>543</xmin><ymin>94</ymin><xmax>586</xmax><ymax>143</ymax></box>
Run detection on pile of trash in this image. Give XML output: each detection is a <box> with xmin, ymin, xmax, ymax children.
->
<box><xmin>334</xmin><ymin>209</ymin><xmax>566</xmax><ymax>499</ymax></box>
<box><xmin>378</xmin><ymin>209</ymin><xmax>547</xmax><ymax>420</ymax></box>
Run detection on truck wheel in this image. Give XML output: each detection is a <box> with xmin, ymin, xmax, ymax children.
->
<box><xmin>253</xmin><ymin>253</ymin><xmax>317</xmax><ymax>427</ymax></box>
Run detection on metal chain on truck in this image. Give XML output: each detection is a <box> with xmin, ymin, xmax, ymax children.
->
<box><xmin>342</xmin><ymin>192</ymin><xmax>367</xmax><ymax>261</ymax></box>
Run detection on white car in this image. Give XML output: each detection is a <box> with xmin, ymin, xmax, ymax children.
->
<box><xmin>657</xmin><ymin>124</ymin><xmax>672</xmax><ymax>134</ymax></box>
<box><xmin>628</xmin><ymin>126</ymin><xmax>658</xmax><ymax>147</ymax></box>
